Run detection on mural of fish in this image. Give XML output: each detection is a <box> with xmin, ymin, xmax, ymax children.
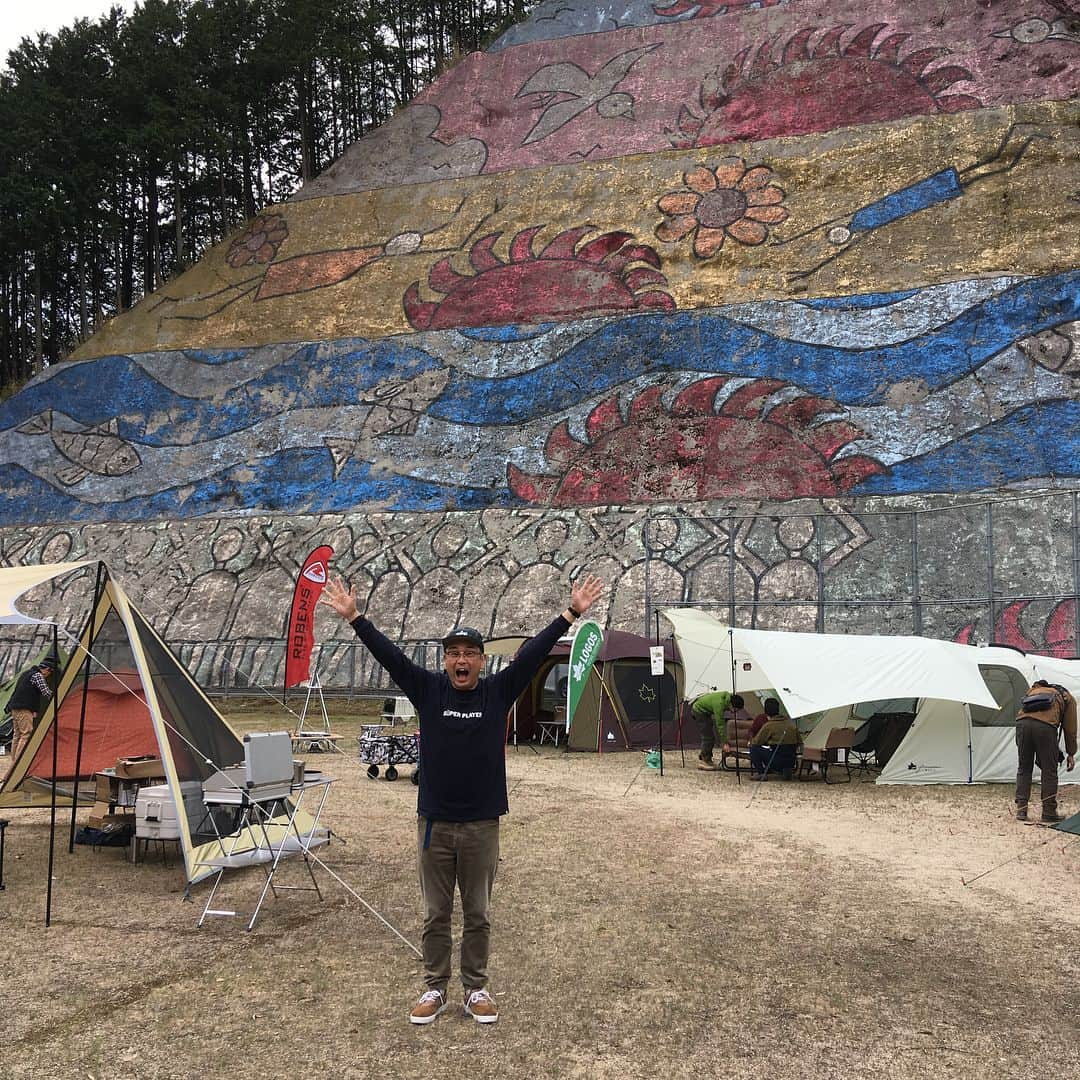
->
<box><xmin>16</xmin><ymin>410</ymin><xmax>141</xmax><ymax>487</ymax></box>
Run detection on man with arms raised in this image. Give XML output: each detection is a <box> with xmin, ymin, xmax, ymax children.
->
<box><xmin>322</xmin><ymin>572</ymin><xmax>604</xmax><ymax>1025</ymax></box>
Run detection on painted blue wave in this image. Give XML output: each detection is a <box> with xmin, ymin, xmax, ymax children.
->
<box><xmin>853</xmin><ymin>400</ymin><xmax>1080</xmax><ymax>494</ymax></box>
<box><xmin>488</xmin><ymin>0</ymin><xmax>755</xmax><ymax>51</ymax></box>
<box><xmin>0</xmin><ymin>450</ymin><xmax>514</xmax><ymax>523</ymax></box>
<box><xmin>4</xmin><ymin>271</ymin><xmax>1073</xmax><ymax>445</ymax></box>
<box><xmin>0</xmin><ymin>339</ymin><xmax>439</xmax><ymax>446</ymax></box>
<box><xmin>428</xmin><ymin>270</ymin><xmax>1080</xmax><ymax>423</ymax></box>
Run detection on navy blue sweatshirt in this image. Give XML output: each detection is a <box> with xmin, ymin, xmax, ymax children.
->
<box><xmin>349</xmin><ymin>614</ymin><xmax>572</xmax><ymax>821</ymax></box>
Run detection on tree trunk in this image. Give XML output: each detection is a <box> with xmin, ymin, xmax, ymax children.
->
<box><xmin>146</xmin><ymin>166</ymin><xmax>161</xmax><ymax>294</ymax></box>
<box><xmin>32</xmin><ymin>257</ymin><xmax>43</xmax><ymax>375</ymax></box>
<box><xmin>173</xmin><ymin>157</ymin><xmax>185</xmax><ymax>271</ymax></box>
<box><xmin>78</xmin><ymin>231</ymin><xmax>89</xmax><ymax>342</ymax></box>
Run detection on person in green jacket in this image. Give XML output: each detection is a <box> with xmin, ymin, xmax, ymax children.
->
<box><xmin>690</xmin><ymin>689</ymin><xmax>731</xmax><ymax>770</ymax></box>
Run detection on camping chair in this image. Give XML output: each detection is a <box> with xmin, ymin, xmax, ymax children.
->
<box><xmin>848</xmin><ymin>722</ymin><xmax>878</xmax><ymax>780</ymax></box>
<box><xmin>534</xmin><ymin>709</ymin><xmax>564</xmax><ymax>747</ymax></box>
<box><xmin>797</xmin><ymin>727</ymin><xmax>854</xmax><ymax>783</ymax></box>
<box><xmin>720</xmin><ymin>715</ymin><xmax>757</xmax><ymax>771</ymax></box>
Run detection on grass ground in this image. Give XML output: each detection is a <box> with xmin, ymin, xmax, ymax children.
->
<box><xmin>1</xmin><ymin>697</ymin><xmax>1077</xmax><ymax>1079</ymax></box>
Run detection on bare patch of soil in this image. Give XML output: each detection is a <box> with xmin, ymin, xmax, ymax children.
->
<box><xmin>1</xmin><ymin>733</ymin><xmax>1077</xmax><ymax>1079</ymax></box>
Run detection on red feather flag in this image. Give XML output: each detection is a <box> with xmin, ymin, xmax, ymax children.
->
<box><xmin>284</xmin><ymin>545</ymin><xmax>334</xmax><ymax>691</ymax></box>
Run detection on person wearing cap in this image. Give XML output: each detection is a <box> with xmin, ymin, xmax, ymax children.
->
<box><xmin>7</xmin><ymin>654</ymin><xmax>58</xmax><ymax>763</ymax></box>
<box><xmin>322</xmin><ymin>571</ymin><xmax>604</xmax><ymax>1026</ymax></box>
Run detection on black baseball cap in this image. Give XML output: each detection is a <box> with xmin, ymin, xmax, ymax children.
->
<box><xmin>442</xmin><ymin>627</ymin><xmax>484</xmax><ymax>651</ymax></box>
<box><xmin>41</xmin><ymin>654</ymin><xmax>60</xmax><ymax>667</ymax></box>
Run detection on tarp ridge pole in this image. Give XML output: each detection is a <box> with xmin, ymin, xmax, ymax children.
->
<box><xmin>69</xmin><ymin>561</ymin><xmax>107</xmax><ymax>853</ymax></box>
<box><xmin>670</xmin><ymin>631</ymin><xmax>685</xmax><ymax>768</ymax></box>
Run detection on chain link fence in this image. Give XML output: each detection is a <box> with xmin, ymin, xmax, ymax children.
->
<box><xmin>2</xmin><ymin>492</ymin><xmax>1077</xmax><ymax>692</ymax></box>
<box><xmin>643</xmin><ymin>493</ymin><xmax>1080</xmax><ymax>652</ymax></box>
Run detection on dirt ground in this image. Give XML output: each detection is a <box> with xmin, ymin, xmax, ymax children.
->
<box><xmin>1</xmin><ymin>725</ymin><xmax>1078</xmax><ymax>1080</ymax></box>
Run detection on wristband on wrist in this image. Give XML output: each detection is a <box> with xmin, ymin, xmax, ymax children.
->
<box><xmin>567</xmin><ymin>605</ymin><xmax>581</xmax><ymax>619</ymax></box>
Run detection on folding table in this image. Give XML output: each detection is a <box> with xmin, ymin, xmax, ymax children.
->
<box><xmin>196</xmin><ymin>732</ymin><xmax>334</xmax><ymax>930</ymax></box>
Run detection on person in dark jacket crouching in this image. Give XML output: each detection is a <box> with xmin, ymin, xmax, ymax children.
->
<box><xmin>322</xmin><ymin>571</ymin><xmax>604</xmax><ymax>1026</ymax></box>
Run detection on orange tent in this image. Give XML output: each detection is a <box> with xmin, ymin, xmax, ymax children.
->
<box><xmin>29</xmin><ymin>671</ymin><xmax>160</xmax><ymax>779</ymax></box>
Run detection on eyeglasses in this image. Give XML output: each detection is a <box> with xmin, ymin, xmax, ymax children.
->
<box><xmin>445</xmin><ymin>648</ymin><xmax>482</xmax><ymax>660</ymax></box>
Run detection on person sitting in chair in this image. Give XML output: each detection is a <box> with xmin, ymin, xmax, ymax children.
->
<box><xmin>748</xmin><ymin>699</ymin><xmax>799</xmax><ymax>781</ymax></box>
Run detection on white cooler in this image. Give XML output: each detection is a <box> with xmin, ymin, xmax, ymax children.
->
<box><xmin>135</xmin><ymin>782</ymin><xmax>203</xmax><ymax>840</ymax></box>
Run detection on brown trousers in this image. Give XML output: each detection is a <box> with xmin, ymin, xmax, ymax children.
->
<box><xmin>1015</xmin><ymin>717</ymin><xmax>1061</xmax><ymax>812</ymax></box>
<box><xmin>416</xmin><ymin>817</ymin><xmax>500</xmax><ymax>994</ymax></box>
<box><xmin>10</xmin><ymin>708</ymin><xmax>35</xmax><ymax>763</ymax></box>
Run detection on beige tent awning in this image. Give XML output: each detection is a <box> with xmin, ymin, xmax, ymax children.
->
<box><xmin>0</xmin><ymin>561</ymin><xmax>95</xmax><ymax>624</ymax></box>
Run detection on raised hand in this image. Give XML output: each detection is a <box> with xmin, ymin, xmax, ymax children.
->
<box><xmin>321</xmin><ymin>574</ymin><xmax>361</xmax><ymax>621</ymax></box>
<box><xmin>570</xmin><ymin>573</ymin><xmax>605</xmax><ymax>617</ymax></box>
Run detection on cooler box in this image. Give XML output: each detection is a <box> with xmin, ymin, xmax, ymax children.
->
<box><xmin>135</xmin><ymin>782</ymin><xmax>203</xmax><ymax>840</ymax></box>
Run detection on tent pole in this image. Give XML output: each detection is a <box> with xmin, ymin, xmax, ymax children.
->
<box><xmin>972</xmin><ymin>699</ymin><xmax>980</xmax><ymax>786</ymax></box>
<box><xmin>654</xmin><ymin>610</ymin><xmax>663</xmax><ymax>777</ymax></box>
<box><xmin>596</xmin><ymin>670</ymin><xmax>629</xmax><ymax>749</ymax></box>
<box><xmin>671</xmin><ymin>633</ymin><xmax>685</xmax><ymax>768</ymax></box>
<box><xmin>730</xmin><ymin>628</ymin><xmax>742</xmax><ymax>786</ymax></box>
<box><xmin>69</xmin><ymin>561</ymin><xmax>107</xmax><ymax>852</ymax></box>
<box><xmin>45</xmin><ymin>621</ymin><xmax>60</xmax><ymax>927</ymax></box>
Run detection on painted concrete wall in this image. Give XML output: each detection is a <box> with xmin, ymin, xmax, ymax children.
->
<box><xmin>0</xmin><ymin>0</ymin><xmax>1077</xmax><ymax>664</ymax></box>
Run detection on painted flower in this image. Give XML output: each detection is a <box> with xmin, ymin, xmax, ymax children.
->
<box><xmin>655</xmin><ymin>157</ymin><xmax>789</xmax><ymax>258</ymax></box>
<box><xmin>226</xmin><ymin>213</ymin><xmax>289</xmax><ymax>268</ymax></box>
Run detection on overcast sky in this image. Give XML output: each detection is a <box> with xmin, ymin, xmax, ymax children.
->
<box><xmin>2</xmin><ymin>2</ymin><xmax>133</xmax><ymax>67</ymax></box>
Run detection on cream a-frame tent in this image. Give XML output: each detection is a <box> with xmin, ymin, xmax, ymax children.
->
<box><xmin>0</xmin><ymin>561</ymin><xmax>311</xmax><ymax>885</ymax></box>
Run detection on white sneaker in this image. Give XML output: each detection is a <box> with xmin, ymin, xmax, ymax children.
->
<box><xmin>464</xmin><ymin>987</ymin><xmax>499</xmax><ymax>1023</ymax></box>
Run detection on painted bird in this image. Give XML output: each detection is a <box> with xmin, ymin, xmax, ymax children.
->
<box><xmin>516</xmin><ymin>44</ymin><xmax>660</xmax><ymax>145</ymax></box>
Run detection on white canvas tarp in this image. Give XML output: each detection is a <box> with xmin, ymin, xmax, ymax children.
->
<box><xmin>661</xmin><ymin>609</ymin><xmax>998</xmax><ymax>718</ymax></box>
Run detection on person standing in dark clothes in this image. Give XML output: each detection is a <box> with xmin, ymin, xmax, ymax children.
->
<box><xmin>322</xmin><ymin>572</ymin><xmax>604</xmax><ymax>1026</ymax></box>
<box><xmin>1014</xmin><ymin>679</ymin><xmax>1076</xmax><ymax>822</ymax></box>
<box><xmin>7</xmin><ymin>655</ymin><xmax>57</xmax><ymax>763</ymax></box>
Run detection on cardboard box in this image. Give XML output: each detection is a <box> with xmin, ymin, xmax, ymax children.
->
<box><xmin>95</xmin><ymin>771</ymin><xmax>118</xmax><ymax>803</ymax></box>
<box><xmin>88</xmin><ymin>808</ymin><xmax>135</xmax><ymax>829</ymax></box>
<box><xmin>114</xmin><ymin>756</ymin><xmax>164</xmax><ymax>780</ymax></box>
